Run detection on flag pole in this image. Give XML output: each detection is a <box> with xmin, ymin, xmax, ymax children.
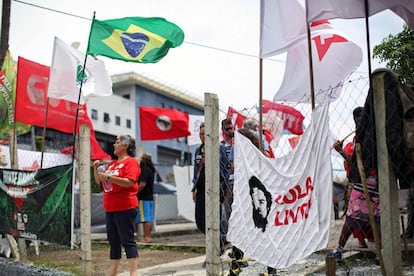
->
<box><xmin>258</xmin><ymin>58</ymin><xmax>264</xmax><ymax>153</ymax></box>
<box><xmin>364</xmin><ymin>0</ymin><xmax>373</xmax><ymax>90</ymax></box>
<box><xmin>40</xmin><ymin>97</ymin><xmax>51</xmax><ymax>169</ymax></box>
<box><xmin>71</xmin><ymin>11</ymin><xmax>96</xmax><ymax>161</ymax></box>
<box><xmin>305</xmin><ymin>0</ymin><xmax>316</xmax><ymax>110</ymax></box>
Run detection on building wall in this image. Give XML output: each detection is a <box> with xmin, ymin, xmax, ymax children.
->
<box><xmin>87</xmin><ymin>72</ymin><xmax>204</xmax><ymax>166</ymax></box>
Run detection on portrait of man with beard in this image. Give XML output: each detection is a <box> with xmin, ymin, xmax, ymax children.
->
<box><xmin>249</xmin><ymin>175</ymin><xmax>272</xmax><ymax>232</ymax></box>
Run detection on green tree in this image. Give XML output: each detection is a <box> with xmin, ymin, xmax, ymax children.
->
<box><xmin>373</xmin><ymin>25</ymin><xmax>414</xmax><ymax>84</ymax></box>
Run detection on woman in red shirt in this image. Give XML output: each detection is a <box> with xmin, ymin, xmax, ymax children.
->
<box><xmin>93</xmin><ymin>134</ymin><xmax>140</xmax><ymax>276</ymax></box>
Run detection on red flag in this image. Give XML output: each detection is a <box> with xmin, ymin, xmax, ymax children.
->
<box><xmin>226</xmin><ymin>107</ymin><xmax>246</xmax><ymax>129</ymax></box>
<box><xmin>262</xmin><ymin>100</ymin><xmax>304</xmax><ymax>135</ymax></box>
<box><xmin>139</xmin><ymin>106</ymin><xmax>190</xmax><ymax>141</ymax></box>
<box><xmin>16</xmin><ymin>57</ymin><xmax>110</xmax><ymax>160</ymax></box>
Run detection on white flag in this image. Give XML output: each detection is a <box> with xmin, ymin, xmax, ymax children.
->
<box><xmin>307</xmin><ymin>0</ymin><xmax>414</xmax><ymax>29</ymax></box>
<box><xmin>274</xmin><ymin>22</ymin><xmax>362</xmax><ymax>103</ymax></box>
<box><xmin>48</xmin><ymin>37</ymin><xmax>113</xmax><ymax>103</ymax></box>
<box><xmin>187</xmin><ymin>115</ymin><xmax>204</xmax><ymax>146</ymax></box>
<box><xmin>260</xmin><ymin>0</ymin><xmax>307</xmax><ymax>57</ymax></box>
<box><xmin>227</xmin><ymin>103</ymin><xmax>332</xmax><ymax>268</ymax></box>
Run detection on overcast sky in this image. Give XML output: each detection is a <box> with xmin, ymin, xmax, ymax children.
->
<box><xmin>5</xmin><ymin>0</ymin><xmax>405</xmax><ymax>112</ymax></box>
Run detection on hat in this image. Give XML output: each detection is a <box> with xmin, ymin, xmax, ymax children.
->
<box><xmin>141</xmin><ymin>153</ymin><xmax>152</xmax><ymax>161</ymax></box>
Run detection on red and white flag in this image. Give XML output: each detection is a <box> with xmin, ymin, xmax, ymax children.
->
<box><xmin>16</xmin><ymin>57</ymin><xmax>110</xmax><ymax>160</ymax></box>
<box><xmin>139</xmin><ymin>106</ymin><xmax>190</xmax><ymax>141</ymax></box>
<box><xmin>226</xmin><ymin>107</ymin><xmax>246</xmax><ymax>129</ymax></box>
<box><xmin>307</xmin><ymin>0</ymin><xmax>414</xmax><ymax>30</ymax></box>
<box><xmin>274</xmin><ymin>21</ymin><xmax>362</xmax><ymax>103</ymax></box>
<box><xmin>262</xmin><ymin>100</ymin><xmax>304</xmax><ymax>135</ymax></box>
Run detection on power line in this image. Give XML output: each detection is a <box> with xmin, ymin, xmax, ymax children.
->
<box><xmin>11</xmin><ymin>0</ymin><xmax>286</xmax><ymax>64</ymax></box>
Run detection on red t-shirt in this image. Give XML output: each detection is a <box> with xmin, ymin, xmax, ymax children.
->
<box><xmin>103</xmin><ymin>157</ymin><xmax>140</xmax><ymax>212</ymax></box>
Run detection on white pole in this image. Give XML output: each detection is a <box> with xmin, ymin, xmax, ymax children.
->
<box><xmin>79</xmin><ymin>124</ymin><xmax>92</xmax><ymax>276</ymax></box>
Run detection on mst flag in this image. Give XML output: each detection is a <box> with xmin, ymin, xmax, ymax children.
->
<box><xmin>48</xmin><ymin>37</ymin><xmax>113</xmax><ymax>104</ymax></box>
<box><xmin>274</xmin><ymin>21</ymin><xmax>362</xmax><ymax>103</ymax></box>
<box><xmin>87</xmin><ymin>17</ymin><xmax>185</xmax><ymax>63</ymax></box>
<box><xmin>307</xmin><ymin>0</ymin><xmax>414</xmax><ymax>30</ymax></box>
<box><xmin>227</xmin><ymin>103</ymin><xmax>332</xmax><ymax>268</ymax></box>
<box><xmin>139</xmin><ymin>106</ymin><xmax>190</xmax><ymax>141</ymax></box>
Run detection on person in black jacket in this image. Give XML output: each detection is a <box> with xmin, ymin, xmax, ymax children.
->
<box><xmin>136</xmin><ymin>153</ymin><xmax>156</xmax><ymax>243</ymax></box>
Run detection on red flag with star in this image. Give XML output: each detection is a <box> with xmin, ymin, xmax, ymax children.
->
<box><xmin>139</xmin><ymin>106</ymin><xmax>190</xmax><ymax>141</ymax></box>
<box><xmin>274</xmin><ymin>20</ymin><xmax>362</xmax><ymax>103</ymax></box>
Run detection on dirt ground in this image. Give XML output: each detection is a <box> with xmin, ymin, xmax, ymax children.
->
<box><xmin>27</xmin><ymin>245</ymin><xmax>203</xmax><ymax>276</ymax></box>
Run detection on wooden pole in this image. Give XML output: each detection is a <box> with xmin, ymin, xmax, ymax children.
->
<box><xmin>372</xmin><ymin>70</ymin><xmax>402</xmax><ymax>275</ymax></box>
<box><xmin>355</xmin><ymin>143</ymin><xmax>385</xmax><ymax>275</ymax></box>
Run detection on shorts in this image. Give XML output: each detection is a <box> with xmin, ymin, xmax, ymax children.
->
<box><xmin>136</xmin><ymin>200</ymin><xmax>154</xmax><ymax>223</ymax></box>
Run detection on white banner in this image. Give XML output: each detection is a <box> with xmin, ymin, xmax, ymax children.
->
<box><xmin>173</xmin><ymin>165</ymin><xmax>195</xmax><ymax>222</ymax></box>
<box><xmin>0</xmin><ymin>145</ymin><xmax>72</xmax><ymax>170</ymax></box>
<box><xmin>227</xmin><ymin>103</ymin><xmax>332</xmax><ymax>268</ymax></box>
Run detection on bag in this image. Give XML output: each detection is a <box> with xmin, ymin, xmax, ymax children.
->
<box><xmin>397</xmin><ymin>80</ymin><xmax>414</xmax><ymax>166</ymax></box>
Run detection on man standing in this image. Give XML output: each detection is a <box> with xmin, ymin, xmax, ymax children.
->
<box><xmin>220</xmin><ymin>119</ymin><xmax>234</xmax><ymax>249</ymax></box>
<box><xmin>137</xmin><ymin>153</ymin><xmax>156</xmax><ymax>243</ymax></box>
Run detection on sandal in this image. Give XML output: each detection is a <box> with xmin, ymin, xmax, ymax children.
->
<box><xmin>140</xmin><ymin>238</ymin><xmax>152</xmax><ymax>243</ymax></box>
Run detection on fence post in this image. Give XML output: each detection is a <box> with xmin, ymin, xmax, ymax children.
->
<box><xmin>372</xmin><ymin>70</ymin><xmax>402</xmax><ymax>275</ymax></box>
<box><xmin>205</xmin><ymin>93</ymin><xmax>221</xmax><ymax>275</ymax></box>
<box><xmin>79</xmin><ymin>124</ymin><xmax>92</xmax><ymax>276</ymax></box>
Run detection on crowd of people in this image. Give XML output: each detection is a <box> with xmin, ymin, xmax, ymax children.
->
<box><xmin>62</xmin><ymin>103</ymin><xmax>414</xmax><ymax>275</ymax></box>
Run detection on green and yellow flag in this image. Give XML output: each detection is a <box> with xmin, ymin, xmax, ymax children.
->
<box><xmin>87</xmin><ymin>17</ymin><xmax>185</xmax><ymax>63</ymax></box>
<box><xmin>0</xmin><ymin>51</ymin><xmax>31</xmax><ymax>138</ymax></box>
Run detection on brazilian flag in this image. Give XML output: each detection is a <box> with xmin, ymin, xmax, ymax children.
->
<box><xmin>87</xmin><ymin>17</ymin><xmax>185</xmax><ymax>63</ymax></box>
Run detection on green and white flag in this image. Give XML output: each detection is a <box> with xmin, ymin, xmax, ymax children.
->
<box><xmin>48</xmin><ymin>36</ymin><xmax>113</xmax><ymax>104</ymax></box>
<box><xmin>0</xmin><ymin>50</ymin><xmax>17</xmax><ymax>130</ymax></box>
<box><xmin>87</xmin><ymin>17</ymin><xmax>184</xmax><ymax>63</ymax></box>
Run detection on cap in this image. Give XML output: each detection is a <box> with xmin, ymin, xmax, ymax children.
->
<box><xmin>141</xmin><ymin>153</ymin><xmax>152</xmax><ymax>161</ymax></box>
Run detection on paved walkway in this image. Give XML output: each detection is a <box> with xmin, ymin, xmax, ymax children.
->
<box><xmin>111</xmin><ymin>219</ymin><xmax>414</xmax><ymax>275</ymax></box>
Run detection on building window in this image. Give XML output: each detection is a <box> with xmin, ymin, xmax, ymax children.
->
<box><xmin>122</xmin><ymin>94</ymin><xmax>130</xmax><ymax>100</ymax></box>
<box><xmin>115</xmin><ymin>116</ymin><xmax>121</xmax><ymax>126</ymax></box>
<box><xmin>126</xmin><ymin>119</ymin><xmax>131</xmax><ymax>129</ymax></box>
<box><xmin>103</xmin><ymin>113</ymin><xmax>110</xmax><ymax>123</ymax></box>
<box><xmin>91</xmin><ymin>109</ymin><xmax>98</xmax><ymax>120</ymax></box>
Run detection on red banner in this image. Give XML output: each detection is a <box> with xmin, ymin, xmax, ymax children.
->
<box><xmin>16</xmin><ymin>57</ymin><xmax>110</xmax><ymax>160</ymax></box>
<box><xmin>139</xmin><ymin>106</ymin><xmax>190</xmax><ymax>141</ymax></box>
<box><xmin>262</xmin><ymin>100</ymin><xmax>304</xmax><ymax>135</ymax></box>
<box><xmin>226</xmin><ymin>107</ymin><xmax>246</xmax><ymax>129</ymax></box>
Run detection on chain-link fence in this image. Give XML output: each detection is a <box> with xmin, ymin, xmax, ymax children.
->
<box><xmin>1</xmin><ymin>71</ymin><xmax>413</xmax><ymax>275</ymax></box>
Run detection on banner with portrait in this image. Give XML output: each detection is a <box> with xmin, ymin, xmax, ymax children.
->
<box><xmin>228</xmin><ymin>103</ymin><xmax>332</xmax><ymax>268</ymax></box>
<box><xmin>0</xmin><ymin>164</ymin><xmax>73</xmax><ymax>246</ymax></box>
